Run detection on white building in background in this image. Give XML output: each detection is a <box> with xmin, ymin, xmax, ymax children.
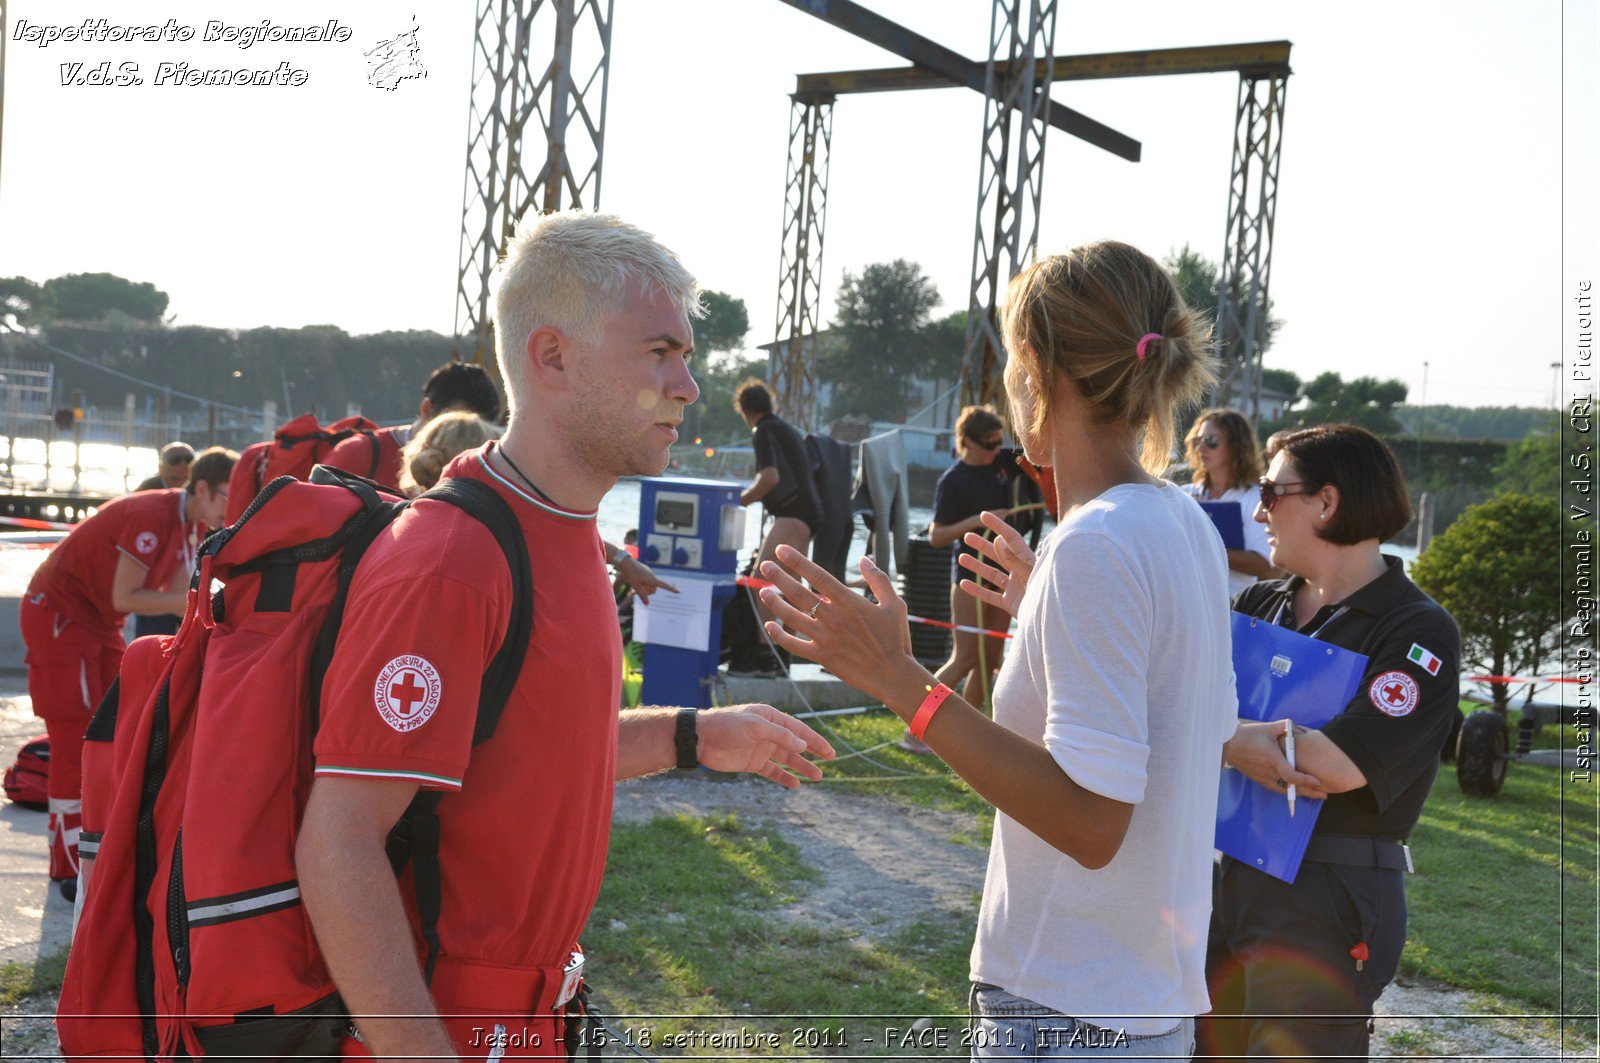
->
<box><xmin>1221</xmin><ymin>378</ymin><xmax>1296</xmax><ymax>423</ymax></box>
<box><xmin>758</xmin><ymin>332</ymin><xmax>960</xmax><ymax>470</ymax></box>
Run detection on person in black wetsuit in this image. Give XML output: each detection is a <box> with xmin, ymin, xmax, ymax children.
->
<box><xmin>899</xmin><ymin>404</ymin><xmax>1036</xmax><ymax>753</ymax></box>
<box><xmin>734</xmin><ymin>379</ymin><xmax>821</xmax><ymax>667</ymax></box>
<box><xmin>1197</xmin><ymin>424</ymin><xmax>1462</xmax><ymax>1062</ymax></box>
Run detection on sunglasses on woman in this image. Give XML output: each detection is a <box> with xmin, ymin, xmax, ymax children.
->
<box><xmin>1258</xmin><ymin>477</ymin><xmax>1318</xmax><ymax>512</ymax></box>
<box><xmin>1196</xmin><ymin>433</ymin><xmax>1222</xmax><ymax>450</ymax></box>
<box><xmin>968</xmin><ymin>436</ymin><xmax>1004</xmax><ymax>451</ymax></box>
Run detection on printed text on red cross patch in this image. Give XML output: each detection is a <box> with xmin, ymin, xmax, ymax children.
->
<box><xmin>1368</xmin><ymin>669</ymin><xmax>1420</xmax><ymax>718</ymax></box>
<box><xmin>373</xmin><ymin>654</ymin><xmax>442</xmax><ymax>732</ymax></box>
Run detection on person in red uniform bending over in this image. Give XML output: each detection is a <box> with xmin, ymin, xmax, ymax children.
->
<box><xmin>321</xmin><ymin>360</ymin><xmax>501</xmax><ymax>491</ymax></box>
<box><xmin>296</xmin><ymin>210</ymin><xmax>836</xmax><ymax>1061</ymax></box>
<box><xmin>22</xmin><ymin>446</ymin><xmax>236</xmax><ymax>897</ymax></box>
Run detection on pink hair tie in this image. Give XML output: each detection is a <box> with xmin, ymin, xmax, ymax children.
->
<box><xmin>1136</xmin><ymin>333</ymin><xmax>1163</xmax><ymax>361</ymax></box>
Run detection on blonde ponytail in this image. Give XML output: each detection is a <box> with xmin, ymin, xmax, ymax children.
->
<box><xmin>1001</xmin><ymin>241</ymin><xmax>1217</xmax><ymax>474</ymax></box>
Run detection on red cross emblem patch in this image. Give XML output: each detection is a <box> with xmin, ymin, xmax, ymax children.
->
<box><xmin>1369</xmin><ymin>670</ymin><xmax>1420</xmax><ymax>717</ymax></box>
<box><xmin>134</xmin><ymin>531</ymin><xmax>158</xmax><ymax>555</ymax></box>
<box><xmin>373</xmin><ymin>655</ymin><xmax>442</xmax><ymax>732</ymax></box>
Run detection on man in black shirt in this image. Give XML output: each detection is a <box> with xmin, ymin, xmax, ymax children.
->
<box><xmin>734</xmin><ymin>379</ymin><xmax>821</xmax><ymax>666</ymax></box>
<box><xmin>131</xmin><ymin>441</ymin><xmax>196</xmax><ymax>639</ymax></box>
<box><xmin>133</xmin><ymin>441</ymin><xmax>194</xmax><ymax>492</ymax></box>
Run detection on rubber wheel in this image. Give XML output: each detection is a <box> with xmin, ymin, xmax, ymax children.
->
<box><xmin>1456</xmin><ymin>710</ymin><xmax>1509</xmax><ymax>796</ymax></box>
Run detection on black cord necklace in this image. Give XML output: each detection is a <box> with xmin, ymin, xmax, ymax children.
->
<box><xmin>495</xmin><ymin>444</ymin><xmax>562</xmax><ymax>507</ymax></box>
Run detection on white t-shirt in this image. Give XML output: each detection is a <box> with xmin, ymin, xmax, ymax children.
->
<box><xmin>1185</xmin><ymin>481</ymin><xmax>1272</xmax><ymax>598</ymax></box>
<box><xmin>969</xmin><ymin>481</ymin><xmax>1239</xmax><ymax>1034</ymax></box>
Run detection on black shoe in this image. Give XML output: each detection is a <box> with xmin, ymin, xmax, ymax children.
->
<box><xmin>56</xmin><ymin>877</ymin><xmax>77</xmax><ymax>903</ymax></box>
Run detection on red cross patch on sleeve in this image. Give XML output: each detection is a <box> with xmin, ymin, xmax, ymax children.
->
<box><xmin>374</xmin><ymin>655</ymin><xmax>443</xmax><ymax>732</ymax></box>
<box><xmin>1369</xmin><ymin>670</ymin><xmax>1420</xmax><ymax>717</ymax></box>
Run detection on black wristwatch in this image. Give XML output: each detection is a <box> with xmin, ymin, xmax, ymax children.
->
<box><xmin>674</xmin><ymin>708</ymin><xmax>699</xmax><ymax>770</ymax></box>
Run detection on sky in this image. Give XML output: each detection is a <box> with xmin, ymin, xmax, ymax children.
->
<box><xmin>1</xmin><ymin>0</ymin><xmax>1595</xmax><ymax>412</ymax></box>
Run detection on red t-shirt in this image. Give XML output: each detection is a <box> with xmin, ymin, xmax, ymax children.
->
<box><xmin>321</xmin><ymin>425</ymin><xmax>407</xmax><ymax>491</ymax></box>
<box><xmin>27</xmin><ymin>489</ymin><xmax>200</xmax><ymax>639</ymax></box>
<box><xmin>314</xmin><ymin>443</ymin><xmax>621</xmax><ymax>967</ymax></box>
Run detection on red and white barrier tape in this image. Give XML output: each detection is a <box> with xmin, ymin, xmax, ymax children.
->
<box><xmin>1465</xmin><ymin>675</ymin><xmax>1583</xmax><ymax>685</ymax></box>
<box><xmin>732</xmin><ymin>580</ymin><xmax>1600</xmax><ymax>669</ymax></box>
<box><xmin>0</xmin><ymin>515</ymin><xmax>74</xmax><ymax>532</ymax></box>
<box><xmin>735</xmin><ymin>575</ymin><xmax>1015</xmax><ymax>639</ymax></box>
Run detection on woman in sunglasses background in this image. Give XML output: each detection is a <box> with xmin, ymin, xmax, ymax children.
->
<box><xmin>1182</xmin><ymin>407</ymin><xmax>1278</xmax><ymax>597</ymax></box>
<box><xmin>1198</xmin><ymin>424</ymin><xmax>1462</xmax><ymax>1062</ymax></box>
<box><xmin>901</xmin><ymin>403</ymin><xmax>1040</xmax><ymax>753</ymax></box>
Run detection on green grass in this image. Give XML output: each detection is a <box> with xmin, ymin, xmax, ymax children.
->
<box><xmin>798</xmin><ymin>708</ymin><xmax>992</xmax><ymax>822</ymax></box>
<box><xmin>1402</xmin><ymin>703</ymin><xmax>1597</xmax><ymax>1041</ymax></box>
<box><xmin>0</xmin><ymin>948</ymin><xmax>68</xmax><ymax>1008</ymax></box>
<box><xmin>580</xmin><ymin>704</ymin><xmax>1597</xmax><ymax>1053</ymax></box>
<box><xmin>582</xmin><ymin>812</ymin><xmax>973</xmax><ymax>1057</ymax></box>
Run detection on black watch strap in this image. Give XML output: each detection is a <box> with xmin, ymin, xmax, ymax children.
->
<box><xmin>674</xmin><ymin>709</ymin><xmax>698</xmax><ymax>770</ymax></box>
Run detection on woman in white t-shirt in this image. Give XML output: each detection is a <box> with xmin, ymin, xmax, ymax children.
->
<box><xmin>755</xmin><ymin>242</ymin><xmax>1239</xmax><ymax>1059</ymax></box>
<box><xmin>1182</xmin><ymin>407</ymin><xmax>1277</xmax><ymax>597</ymax></box>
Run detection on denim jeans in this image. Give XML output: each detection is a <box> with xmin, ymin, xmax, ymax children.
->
<box><xmin>969</xmin><ymin>983</ymin><xmax>1195</xmax><ymax>1061</ymax></box>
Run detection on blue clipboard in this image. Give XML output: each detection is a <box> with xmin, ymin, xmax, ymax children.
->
<box><xmin>1215</xmin><ymin>612</ymin><xmax>1369</xmax><ymax>883</ymax></box>
<box><xmin>1199</xmin><ymin>501</ymin><xmax>1246</xmax><ymax>550</ymax></box>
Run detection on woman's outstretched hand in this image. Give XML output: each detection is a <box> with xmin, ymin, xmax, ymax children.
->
<box><xmin>957</xmin><ymin>509</ymin><xmax>1037</xmax><ymax>617</ymax></box>
<box><xmin>758</xmin><ymin>546</ymin><xmax>921</xmax><ymax>703</ymax></box>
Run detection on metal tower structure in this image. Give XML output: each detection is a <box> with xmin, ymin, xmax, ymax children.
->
<box><xmin>453</xmin><ymin>0</ymin><xmax>614</xmax><ymax>366</ymax></box>
<box><xmin>1212</xmin><ymin>73</ymin><xmax>1288</xmax><ymax>412</ymax></box>
<box><xmin>771</xmin><ymin>93</ymin><xmax>836</xmax><ymax>434</ymax></box>
<box><xmin>772</xmin><ymin>0</ymin><xmax>1137</xmax><ymax>429</ymax></box>
<box><xmin>962</xmin><ymin>0</ymin><xmax>1057</xmax><ymax>409</ymax></box>
<box><xmin>781</xmin><ymin>38</ymin><xmax>1292</xmax><ymax>423</ymax></box>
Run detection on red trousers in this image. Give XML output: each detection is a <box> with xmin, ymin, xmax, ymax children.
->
<box><xmin>21</xmin><ymin>594</ymin><xmax>124</xmax><ymax>880</ymax></box>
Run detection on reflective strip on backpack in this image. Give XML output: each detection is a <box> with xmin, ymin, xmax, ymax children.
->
<box><xmin>186</xmin><ymin>880</ymin><xmax>301</xmax><ymax>928</ymax></box>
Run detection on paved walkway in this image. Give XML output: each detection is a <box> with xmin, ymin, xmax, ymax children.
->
<box><xmin>0</xmin><ymin>689</ymin><xmax>74</xmax><ymax>971</ymax></box>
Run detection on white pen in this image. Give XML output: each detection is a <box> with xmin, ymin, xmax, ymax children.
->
<box><xmin>1284</xmin><ymin>717</ymin><xmax>1297</xmax><ymax>817</ymax></box>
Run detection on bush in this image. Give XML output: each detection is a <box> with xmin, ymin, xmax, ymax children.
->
<box><xmin>1411</xmin><ymin>493</ymin><xmax>1567</xmax><ymax>711</ymax></box>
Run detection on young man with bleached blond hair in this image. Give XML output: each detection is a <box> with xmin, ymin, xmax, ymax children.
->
<box><xmin>297</xmin><ymin>210</ymin><xmax>834</xmax><ymax>1061</ymax></box>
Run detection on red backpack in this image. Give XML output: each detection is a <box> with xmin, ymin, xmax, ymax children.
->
<box><xmin>2</xmin><ymin>734</ymin><xmax>50</xmax><ymax>809</ymax></box>
<box><xmin>60</xmin><ymin>466</ymin><xmax>533</xmax><ymax>1061</ymax></box>
<box><xmin>224</xmin><ymin>414</ymin><xmax>381</xmax><ymax>525</ymax></box>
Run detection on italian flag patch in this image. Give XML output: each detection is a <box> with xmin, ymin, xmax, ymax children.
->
<box><xmin>1407</xmin><ymin>643</ymin><xmax>1442</xmax><ymax>676</ymax></box>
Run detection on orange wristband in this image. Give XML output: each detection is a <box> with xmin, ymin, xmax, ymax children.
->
<box><xmin>909</xmin><ymin>683</ymin><xmax>954</xmax><ymax>740</ymax></box>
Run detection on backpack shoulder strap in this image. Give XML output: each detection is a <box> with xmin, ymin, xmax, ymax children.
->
<box><xmin>363</xmin><ymin>430</ymin><xmax>382</xmax><ymax>480</ymax></box>
<box><xmin>421</xmin><ymin>476</ymin><xmax>534</xmax><ymax>745</ymax></box>
<box><xmin>386</xmin><ymin>475</ymin><xmax>533</xmax><ymax>983</ymax></box>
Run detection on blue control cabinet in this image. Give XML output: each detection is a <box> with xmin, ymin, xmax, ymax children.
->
<box><xmin>636</xmin><ymin>477</ymin><xmax>747</xmax><ymax>709</ymax></box>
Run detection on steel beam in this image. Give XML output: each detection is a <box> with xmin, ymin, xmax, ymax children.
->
<box><xmin>1212</xmin><ymin>74</ymin><xmax>1288</xmax><ymax>413</ymax></box>
<box><xmin>960</xmin><ymin>0</ymin><xmax>1056</xmax><ymax>410</ymax></box>
<box><xmin>775</xmin><ymin>0</ymin><xmax>1137</xmax><ymax>162</ymax></box>
<box><xmin>771</xmin><ymin>95</ymin><xmax>834</xmax><ymax>432</ymax></box>
<box><xmin>794</xmin><ymin>41</ymin><xmax>1291</xmax><ymax>96</ymax></box>
<box><xmin>453</xmin><ymin>0</ymin><xmax>614</xmax><ymax>365</ymax></box>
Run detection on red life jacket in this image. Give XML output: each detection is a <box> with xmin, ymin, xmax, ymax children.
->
<box><xmin>2</xmin><ymin>734</ymin><xmax>50</xmax><ymax>809</ymax></box>
<box><xmin>223</xmin><ymin>414</ymin><xmax>381</xmax><ymax>526</ymax></box>
<box><xmin>60</xmin><ymin>467</ymin><xmax>532</xmax><ymax>1061</ymax></box>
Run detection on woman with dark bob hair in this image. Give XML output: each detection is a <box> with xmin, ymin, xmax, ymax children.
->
<box><xmin>1199</xmin><ymin>424</ymin><xmax>1462</xmax><ymax>1062</ymax></box>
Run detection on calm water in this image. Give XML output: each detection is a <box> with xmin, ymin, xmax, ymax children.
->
<box><xmin>1</xmin><ymin>439</ymin><xmax>1415</xmax><ymax>592</ymax></box>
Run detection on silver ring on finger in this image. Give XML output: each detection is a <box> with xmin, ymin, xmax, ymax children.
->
<box><xmin>808</xmin><ymin>598</ymin><xmax>825</xmax><ymax>620</ymax></box>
